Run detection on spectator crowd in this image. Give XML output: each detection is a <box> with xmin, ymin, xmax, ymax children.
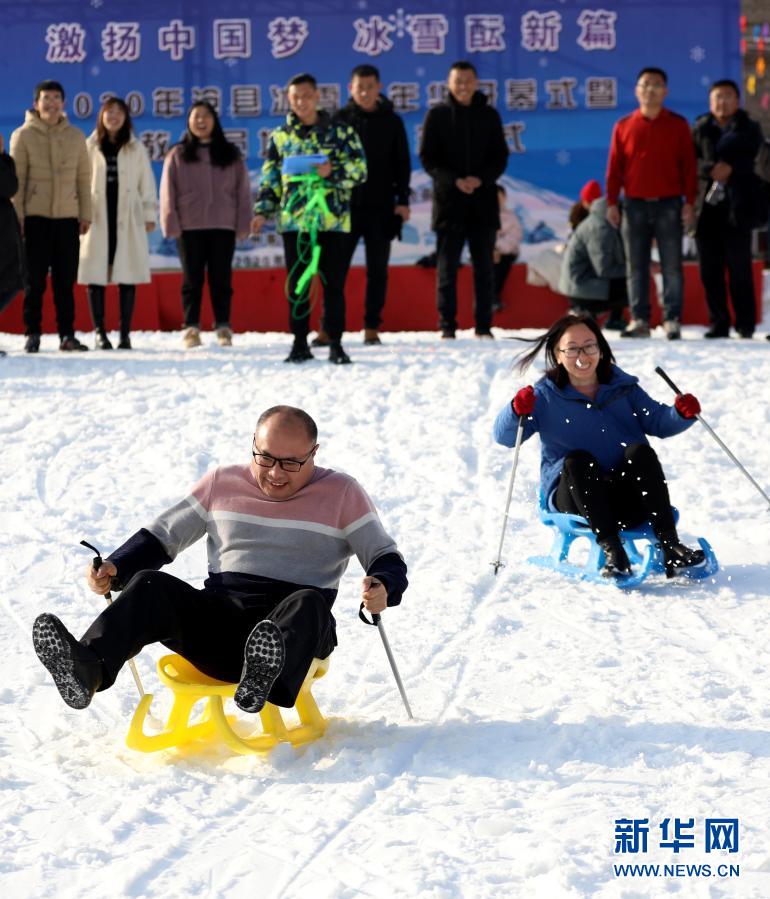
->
<box><xmin>1</xmin><ymin>62</ymin><xmax>769</xmax><ymax>360</ymax></box>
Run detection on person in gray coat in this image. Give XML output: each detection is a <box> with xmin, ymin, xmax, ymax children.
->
<box><xmin>559</xmin><ymin>183</ymin><xmax>627</xmax><ymax>329</ymax></box>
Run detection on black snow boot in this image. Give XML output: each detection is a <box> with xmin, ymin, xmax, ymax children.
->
<box><xmin>88</xmin><ymin>285</ymin><xmax>112</xmax><ymax>349</ymax></box>
<box><xmin>656</xmin><ymin>529</ymin><xmax>706</xmax><ymax>578</ymax></box>
<box><xmin>234</xmin><ymin>620</ymin><xmax>285</xmax><ymax>713</ymax></box>
<box><xmin>32</xmin><ymin>613</ymin><xmax>103</xmax><ymax>709</ymax></box>
<box><xmin>284</xmin><ymin>339</ymin><xmax>314</xmax><ymax>363</ymax></box>
<box><xmin>328</xmin><ymin>342</ymin><xmax>352</xmax><ymax>365</ymax></box>
<box><xmin>598</xmin><ymin>536</ymin><xmax>632</xmax><ymax>578</ymax></box>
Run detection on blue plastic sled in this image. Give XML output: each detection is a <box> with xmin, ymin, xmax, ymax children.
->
<box><xmin>528</xmin><ymin>491</ymin><xmax>719</xmax><ymax>589</ymax></box>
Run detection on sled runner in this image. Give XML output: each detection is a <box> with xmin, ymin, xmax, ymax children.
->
<box><xmin>126</xmin><ymin>653</ymin><xmax>329</xmax><ymax>755</ymax></box>
<box><xmin>528</xmin><ymin>491</ymin><xmax>718</xmax><ymax>588</ymax></box>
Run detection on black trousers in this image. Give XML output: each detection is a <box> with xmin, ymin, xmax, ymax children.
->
<box><xmin>554</xmin><ymin>444</ymin><xmax>676</xmax><ymax>539</ymax></box>
<box><xmin>696</xmin><ymin>211</ymin><xmax>756</xmax><ymax>334</ymax></box>
<box><xmin>87</xmin><ymin>284</ymin><xmax>136</xmax><ymax>338</ymax></box>
<box><xmin>176</xmin><ymin>229</ymin><xmax>236</xmax><ymax>328</ymax></box>
<box><xmin>80</xmin><ymin>571</ymin><xmax>336</xmax><ymax>708</ymax></box>
<box><xmin>282</xmin><ymin>231</ymin><xmax>348</xmax><ymax>341</ymax></box>
<box><xmin>494</xmin><ymin>252</ymin><xmax>516</xmax><ymax>301</ymax></box>
<box><xmin>436</xmin><ymin>226</ymin><xmax>496</xmax><ymax>332</ymax></box>
<box><xmin>23</xmin><ymin>216</ymin><xmax>80</xmax><ymax>338</ymax></box>
<box><xmin>340</xmin><ymin>207</ymin><xmax>392</xmax><ymax>330</ymax></box>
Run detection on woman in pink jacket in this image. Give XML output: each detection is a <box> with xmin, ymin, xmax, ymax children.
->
<box><xmin>160</xmin><ymin>102</ymin><xmax>252</xmax><ymax>348</ymax></box>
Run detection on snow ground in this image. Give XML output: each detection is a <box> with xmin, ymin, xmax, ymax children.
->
<box><xmin>1</xmin><ymin>325</ymin><xmax>770</xmax><ymax>899</ymax></box>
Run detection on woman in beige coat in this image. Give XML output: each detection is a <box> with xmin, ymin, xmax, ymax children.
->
<box><xmin>78</xmin><ymin>98</ymin><xmax>157</xmax><ymax>348</ymax></box>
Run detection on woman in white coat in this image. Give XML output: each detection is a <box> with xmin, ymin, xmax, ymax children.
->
<box><xmin>78</xmin><ymin>98</ymin><xmax>156</xmax><ymax>349</ymax></box>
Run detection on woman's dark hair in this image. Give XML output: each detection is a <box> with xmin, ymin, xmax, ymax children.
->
<box><xmin>514</xmin><ymin>313</ymin><xmax>615</xmax><ymax>388</ymax></box>
<box><xmin>96</xmin><ymin>97</ymin><xmax>133</xmax><ymax>149</ymax></box>
<box><xmin>568</xmin><ymin>200</ymin><xmax>589</xmax><ymax>230</ymax></box>
<box><xmin>180</xmin><ymin>101</ymin><xmax>241</xmax><ymax>167</ymax></box>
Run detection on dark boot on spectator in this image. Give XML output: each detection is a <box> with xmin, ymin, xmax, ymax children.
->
<box><xmin>88</xmin><ymin>285</ymin><xmax>112</xmax><ymax>349</ymax></box>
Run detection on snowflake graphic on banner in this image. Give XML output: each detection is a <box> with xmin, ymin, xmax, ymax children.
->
<box><xmin>353</xmin><ymin>15</ymin><xmax>395</xmax><ymax>56</ymax></box>
<box><xmin>45</xmin><ymin>23</ymin><xmax>87</xmax><ymax>63</ymax></box>
<box><xmin>101</xmin><ymin>22</ymin><xmax>140</xmax><ymax>62</ymax></box>
<box><xmin>406</xmin><ymin>14</ymin><xmax>448</xmax><ymax>54</ymax></box>
<box><xmin>158</xmin><ymin>20</ymin><xmax>195</xmax><ymax>61</ymax></box>
<box><xmin>576</xmin><ymin>10</ymin><xmax>617</xmax><ymax>51</ymax></box>
<box><xmin>214</xmin><ymin>20</ymin><xmax>251</xmax><ymax>60</ymax></box>
<box><xmin>465</xmin><ymin>15</ymin><xmax>505</xmax><ymax>52</ymax></box>
<box><xmin>690</xmin><ymin>45</ymin><xmax>706</xmax><ymax>62</ymax></box>
<box><xmin>520</xmin><ymin>11</ymin><xmax>561</xmax><ymax>52</ymax></box>
<box><xmin>268</xmin><ymin>17</ymin><xmax>309</xmax><ymax>59</ymax></box>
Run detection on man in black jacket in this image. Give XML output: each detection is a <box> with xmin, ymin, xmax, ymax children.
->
<box><xmin>692</xmin><ymin>79</ymin><xmax>765</xmax><ymax>339</ymax></box>
<box><xmin>419</xmin><ymin>60</ymin><xmax>509</xmax><ymax>339</ymax></box>
<box><xmin>329</xmin><ymin>65</ymin><xmax>411</xmax><ymax>346</ymax></box>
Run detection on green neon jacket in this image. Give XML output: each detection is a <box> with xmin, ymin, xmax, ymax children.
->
<box><xmin>254</xmin><ymin>110</ymin><xmax>367</xmax><ymax>233</ymax></box>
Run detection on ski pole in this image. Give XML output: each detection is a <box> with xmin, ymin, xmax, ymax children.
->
<box><xmin>492</xmin><ymin>414</ymin><xmax>525</xmax><ymax>575</ymax></box>
<box><xmin>655</xmin><ymin>366</ymin><xmax>770</xmax><ymax>512</ymax></box>
<box><xmin>80</xmin><ymin>540</ymin><xmax>147</xmax><ymax>699</ymax></box>
<box><xmin>359</xmin><ymin>600</ymin><xmax>414</xmax><ymax>720</ymax></box>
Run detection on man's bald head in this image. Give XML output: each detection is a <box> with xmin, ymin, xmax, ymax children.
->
<box><xmin>255</xmin><ymin>406</ymin><xmax>318</xmax><ymax>443</ymax></box>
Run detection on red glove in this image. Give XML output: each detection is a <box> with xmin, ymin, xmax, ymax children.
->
<box><xmin>513</xmin><ymin>385</ymin><xmax>536</xmax><ymax>416</ymax></box>
<box><xmin>675</xmin><ymin>393</ymin><xmax>700</xmax><ymax>419</ymax></box>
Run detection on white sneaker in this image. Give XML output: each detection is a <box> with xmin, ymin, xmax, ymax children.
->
<box><xmin>620</xmin><ymin>319</ymin><xmax>651</xmax><ymax>338</ymax></box>
<box><xmin>216</xmin><ymin>326</ymin><xmax>233</xmax><ymax>347</ymax></box>
<box><xmin>183</xmin><ymin>326</ymin><xmax>202</xmax><ymax>349</ymax></box>
<box><xmin>662</xmin><ymin>320</ymin><xmax>681</xmax><ymax>341</ymax></box>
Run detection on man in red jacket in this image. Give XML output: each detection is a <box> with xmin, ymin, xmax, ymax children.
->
<box><xmin>605</xmin><ymin>67</ymin><xmax>697</xmax><ymax>340</ymax></box>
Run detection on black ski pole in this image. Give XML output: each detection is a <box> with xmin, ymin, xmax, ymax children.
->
<box><xmin>359</xmin><ymin>598</ymin><xmax>414</xmax><ymax>720</ymax></box>
<box><xmin>655</xmin><ymin>366</ymin><xmax>770</xmax><ymax>511</ymax></box>
<box><xmin>80</xmin><ymin>540</ymin><xmax>146</xmax><ymax>698</ymax></box>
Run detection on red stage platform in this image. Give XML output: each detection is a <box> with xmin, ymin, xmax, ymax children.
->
<box><xmin>0</xmin><ymin>261</ymin><xmax>763</xmax><ymax>335</ymax></box>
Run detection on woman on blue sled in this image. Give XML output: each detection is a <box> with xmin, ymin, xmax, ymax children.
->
<box><xmin>493</xmin><ymin>313</ymin><xmax>706</xmax><ymax>579</ymax></box>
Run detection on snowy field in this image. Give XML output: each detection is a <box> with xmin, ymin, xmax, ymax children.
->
<box><xmin>2</xmin><ymin>324</ymin><xmax>770</xmax><ymax>898</ymax></box>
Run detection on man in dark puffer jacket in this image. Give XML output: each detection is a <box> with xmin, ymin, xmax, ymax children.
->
<box><xmin>419</xmin><ymin>60</ymin><xmax>508</xmax><ymax>339</ymax></box>
<box><xmin>692</xmin><ymin>79</ymin><xmax>765</xmax><ymax>339</ymax></box>
<box><xmin>334</xmin><ymin>64</ymin><xmax>411</xmax><ymax>346</ymax></box>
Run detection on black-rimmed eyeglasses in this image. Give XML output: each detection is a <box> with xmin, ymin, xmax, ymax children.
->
<box><xmin>252</xmin><ymin>440</ymin><xmax>317</xmax><ymax>472</ymax></box>
<box><xmin>557</xmin><ymin>342</ymin><xmax>600</xmax><ymax>358</ymax></box>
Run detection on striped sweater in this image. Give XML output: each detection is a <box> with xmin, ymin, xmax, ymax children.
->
<box><xmin>108</xmin><ymin>464</ymin><xmax>407</xmax><ymax>606</ymax></box>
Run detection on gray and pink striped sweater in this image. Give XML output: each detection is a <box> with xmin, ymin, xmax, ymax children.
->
<box><xmin>108</xmin><ymin>463</ymin><xmax>407</xmax><ymax>607</ymax></box>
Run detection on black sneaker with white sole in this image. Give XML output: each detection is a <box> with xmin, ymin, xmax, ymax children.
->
<box><xmin>32</xmin><ymin>613</ymin><xmax>102</xmax><ymax>709</ymax></box>
<box><xmin>234</xmin><ymin>620</ymin><xmax>286</xmax><ymax>713</ymax></box>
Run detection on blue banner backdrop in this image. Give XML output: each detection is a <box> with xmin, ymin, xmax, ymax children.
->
<box><xmin>0</xmin><ymin>1</ymin><xmax>740</xmax><ymax>266</ymax></box>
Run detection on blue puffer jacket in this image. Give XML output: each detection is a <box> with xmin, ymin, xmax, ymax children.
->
<box><xmin>493</xmin><ymin>365</ymin><xmax>695</xmax><ymax>500</ymax></box>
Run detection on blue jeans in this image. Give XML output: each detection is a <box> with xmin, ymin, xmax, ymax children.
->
<box><xmin>621</xmin><ymin>197</ymin><xmax>683</xmax><ymax>322</ymax></box>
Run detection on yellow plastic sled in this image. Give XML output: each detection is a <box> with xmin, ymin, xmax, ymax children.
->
<box><xmin>126</xmin><ymin>654</ymin><xmax>329</xmax><ymax>755</ymax></box>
